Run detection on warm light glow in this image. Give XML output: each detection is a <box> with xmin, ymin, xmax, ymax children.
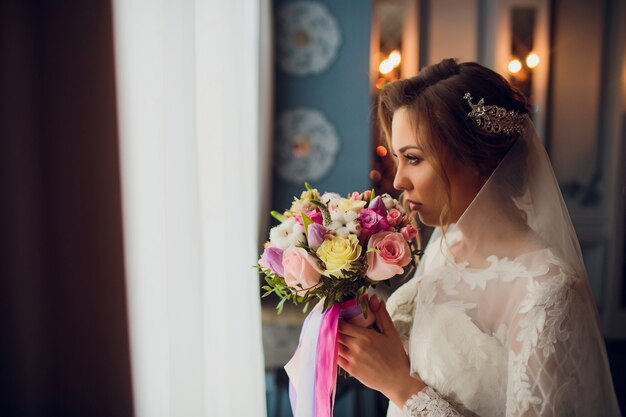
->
<box><xmin>526</xmin><ymin>52</ymin><xmax>540</xmax><ymax>69</ymax></box>
<box><xmin>388</xmin><ymin>50</ymin><xmax>401</xmax><ymax>67</ymax></box>
<box><xmin>379</xmin><ymin>59</ymin><xmax>394</xmax><ymax>75</ymax></box>
<box><xmin>508</xmin><ymin>59</ymin><xmax>522</xmax><ymax>74</ymax></box>
<box><xmin>376</xmin><ymin>145</ymin><xmax>388</xmax><ymax>157</ymax></box>
<box><xmin>369</xmin><ymin>170</ymin><xmax>382</xmax><ymax>182</ymax></box>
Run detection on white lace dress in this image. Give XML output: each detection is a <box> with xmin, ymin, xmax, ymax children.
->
<box><xmin>386</xmin><ymin>229</ymin><xmax>620</xmax><ymax>417</ymax></box>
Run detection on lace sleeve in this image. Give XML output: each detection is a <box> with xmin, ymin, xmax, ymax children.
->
<box><xmin>403</xmin><ymin>387</ymin><xmax>478</xmax><ymax>417</ymax></box>
<box><xmin>505</xmin><ymin>270</ymin><xmax>610</xmax><ymax>416</ymax></box>
<box><xmin>386</xmin><ymin>277</ymin><xmax>420</xmax><ymax>352</ymax></box>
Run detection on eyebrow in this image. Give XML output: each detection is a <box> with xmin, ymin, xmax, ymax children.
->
<box><xmin>391</xmin><ymin>145</ymin><xmax>422</xmax><ymax>156</ymax></box>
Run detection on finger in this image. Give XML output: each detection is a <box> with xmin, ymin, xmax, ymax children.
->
<box><xmin>337</xmin><ymin>333</ymin><xmax>353</xmax><ymax>348</ymax></box>
<box><xmin>337</xmin><ymin>341</ymin><xmax>350</xmax><ymax>358</ymax></box>
<box><xmin>375</xmin><ymin>300</ymin><xmax>396</xmax><ymax>335</ymax></box>
<box><xmin>337</xmin><ymin>355</ymin><xmax>350</xmax><ymax>373</ymax></box>
<box><xmin>369</xmin><ymin>294</ymin><xmax>381</xmax><ymax>313</ymax></box>
<box><xmin>338</xmin><ymin>332</ymin><xmax>370</xmax><ymax>356</ymax></box>
<box><xmin>338</xmin><ymin>320</ymin><xmax>367</xmax><ymax>337</ymax></box>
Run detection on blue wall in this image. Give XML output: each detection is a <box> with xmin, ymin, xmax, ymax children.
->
<box><xmin>272</xmin><ymin>0</ymin><xmax>373</xmax><ymax>212</ymax></box>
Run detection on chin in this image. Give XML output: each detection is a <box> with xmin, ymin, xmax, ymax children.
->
<box><xmin>417</xmin><ymin>212</ymin><xmax>439</xmax><ymax>228</ymax></box>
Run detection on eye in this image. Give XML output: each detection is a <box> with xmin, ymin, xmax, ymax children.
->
<box><xmin>403</xmin><ymin>154</ymin><xmax>423</xmax><ymax>166</ymax></box>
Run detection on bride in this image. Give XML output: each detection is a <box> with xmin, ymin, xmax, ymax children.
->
<box><xmin>336</xmin><ymin>59</ymin><xmax>622</xmax><ymax>416</ymax></box>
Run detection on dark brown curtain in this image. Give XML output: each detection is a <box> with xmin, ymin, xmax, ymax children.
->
<box><xmin>0</xmin><ymin>1</ymin><xmax>133</xmax><ymax>416</ymax></box>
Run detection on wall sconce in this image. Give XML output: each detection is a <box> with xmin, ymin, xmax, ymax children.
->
<box><xmin>370</xmin><ymin>0</ymin><xmax>419</xmax><ymax>91</ymax></box>
<box><xmin>370</xmin><ymin>0</ymin><xmax>419</xmax><ymax>195</ymax></box>
<box><xmin>493</xmin><ymin>0</ymin><xmax>550</xmax><ymax>138</ymax></box>
<box><xmin>508</xmin><ymin>51</ymin><xmax>541</xmax><ymax>89</ymax></box>
<box><xmin>509</xmin><ymin>52</ymin><xmax>540</xmax><ymax>74</ymax></box>
<box><xmin>376</xmin><ymin>49</ymin><xmax>402</xmax><ymax>89</ymax></box>
<box><xmin>379</xmin><ymin>50</ymin><xmax>401</xmax><ymax>74</ymax></box>
<box><xmin>508</xmin><ymin>8</ymin><xmax>539</xmax><ymax>106</ymax></box>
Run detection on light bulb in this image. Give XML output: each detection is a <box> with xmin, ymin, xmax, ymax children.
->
<box><xmin>526</xmin><ymin>52</ymin><xmax>540</xmax><ymax>69</ymax></box>
<box><xmin>388</xmin><ymin>50</ymin><xmax>401</xmax><ymax>67</ymax></box>
<box><xmin>379</xmin><ymin>59</ymin><xmax>394</xmax><ymax>75</ymax></box>
<box><xmin>508</xmin><ymin>59</ymin><xmax>522</xmax><ymax>74</ymax></box>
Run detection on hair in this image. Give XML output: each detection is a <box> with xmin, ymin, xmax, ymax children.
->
<box><xmin>377</xmin><ymin>58</ymin><xmax>530</xmax><ymax>226</ymax></box>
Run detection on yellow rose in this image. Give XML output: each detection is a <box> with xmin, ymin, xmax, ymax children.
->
<box><xmin>337</xmin><ymin>199</ymin><xmax>367</xmax><ymax>212</ymax></box>
<box><xmin>316</xmin><ymin>235</ymin><xmax>362</xmax><ymax>278</ymax></box>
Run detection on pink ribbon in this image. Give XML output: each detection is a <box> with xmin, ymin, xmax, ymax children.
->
<box><xmin>286</xmin><ymin>296</ymin><xmax>370</xmax><ymax>417</ymax></box>
<box><xmin>314</xmin><ymin>303</ymin><xmax>340</xmax><ymax>416</ymax></box>
<box><xmin>314</xmin><ymin>297</ymin><xmax>369</xmax><ymax>417</ymax></box>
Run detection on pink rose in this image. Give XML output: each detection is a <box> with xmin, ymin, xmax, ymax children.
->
<box><xmin>366</xmin><ymin>232</ymin><xmax>412</xmax><ymax>281</ymax></box>
<box><xmin>400</xmin><ymin>225</ymin><xmax>418</xmax><ymax>241</ymax></box>
<box><xmin>386</xmin><ymin>209</ymin><xmax>403</xmax><ymax>227</ymax></box>
<box><xmin>282</xmin><ymin>246</ymin><xmax>322</xmax><ymax>290</ymax></box>
<box><xmin>359</xmin><ymin>208</ymin><xmax>390</xmax><ymax>242</ymax></box>
<box><xmin>295</xmin><ymin>208</ymin><xmax>323</xmax><ymax>227</ymax></box>
<box><xmin>350</xmin><ymin>192</ymin><xmax>363</xmax><ymax>201</ymax></box>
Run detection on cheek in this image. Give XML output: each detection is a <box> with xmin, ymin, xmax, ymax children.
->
<box><xmin>447</xmin><ymin>167</ymin><xmax>483</xmax><ymax>219</ymax></box>
<box><xmin>413</xmin><ymin>166</ymin><xmax>442</xmax><ymax>201</ymax></box>
<box><xmin>412</xmin><ymin>166</ymin><xmax>448</xmax><ymax>225</ymax></box>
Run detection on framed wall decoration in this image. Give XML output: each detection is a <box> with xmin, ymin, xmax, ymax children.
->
<box><xmin>275</xmin><ymin>1</ymin><xmax>342</xmax><ymax>76</ymax></box>
<box><xmin>275</xmin><ymin>108</ymin><xmax>340</xmax><ymax>183</ymax></box>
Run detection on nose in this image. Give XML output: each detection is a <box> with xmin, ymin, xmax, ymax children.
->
<box><xmin>393</xmin><ymin>166</ymin><xmax>412</xmax><ymax>191</ymax></box>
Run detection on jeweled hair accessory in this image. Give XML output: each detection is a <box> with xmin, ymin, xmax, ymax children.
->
<box><xmin>463</xmin><ymin>92</ymin><xmax>525</xmax><ymax>134</ymax></box>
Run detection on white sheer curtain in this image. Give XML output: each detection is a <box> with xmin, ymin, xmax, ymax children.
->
<box><xmin>112</xmin><ymin>1</ymin><xmax>268</xmax><ymax>416</ymax></box>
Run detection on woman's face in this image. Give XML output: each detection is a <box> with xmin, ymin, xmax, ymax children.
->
<box><xmin>390</xmin><ymin>107</ymin><xmax>484</xmax><ymax>226</ymax></box>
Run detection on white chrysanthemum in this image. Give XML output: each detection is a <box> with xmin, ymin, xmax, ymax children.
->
<box><xmin>328</xmin><ymin>210</ymin><xmax>361</xmax><ymax>238</ymax></box>
<box><xmin>269</xmin><ymin>219</ymin><xmax>305</xmax><ymax>250</ymax></box>
<box><xmin>321</xmin><ymin>192</ymin><xmax>342</xmax><ymax>207</ymax></box>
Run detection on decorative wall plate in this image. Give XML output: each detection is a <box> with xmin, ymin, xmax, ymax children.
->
<box><xmin>275</xmin><ymin>108</ymin><xmax>340</xmax><ymax>183</ymax></box>
<box><xmin>276</xmin><ymin>1</ymin><xmax>342</xmax><ymax>76</ymax></box>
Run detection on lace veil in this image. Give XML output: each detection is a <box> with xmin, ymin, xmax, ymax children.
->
<box><xmin>403</xmin><ymin>115</ymin><xmax>621</xmax><ymax>416</ymax></box>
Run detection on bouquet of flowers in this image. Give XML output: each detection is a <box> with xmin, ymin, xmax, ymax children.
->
<box><xmin>258</xmin><ymin>184</ymin><xmax>420</xmax><ymax>417</ymax></box>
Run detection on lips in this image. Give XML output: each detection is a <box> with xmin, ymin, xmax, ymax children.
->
<box><xmin>408</xmin><ymin>201</ymin><xmax>422</xmax><ymax>211</ymax></box>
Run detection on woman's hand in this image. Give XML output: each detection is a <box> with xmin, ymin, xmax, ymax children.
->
<box><xmin>337</xmin><ymin>296</ymin><xmax>426</xmax><ymax>408</ymax></box>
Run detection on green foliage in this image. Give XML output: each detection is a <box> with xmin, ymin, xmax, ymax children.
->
<box><xmin>302</xmin><ymin>211</ymin><xmax>313</xmax><ymax>238</ymax></box>
<box><xmin>270</xmin><ymin>210</ymin><xmax>287</xmax><ymax>223</ymax></box>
